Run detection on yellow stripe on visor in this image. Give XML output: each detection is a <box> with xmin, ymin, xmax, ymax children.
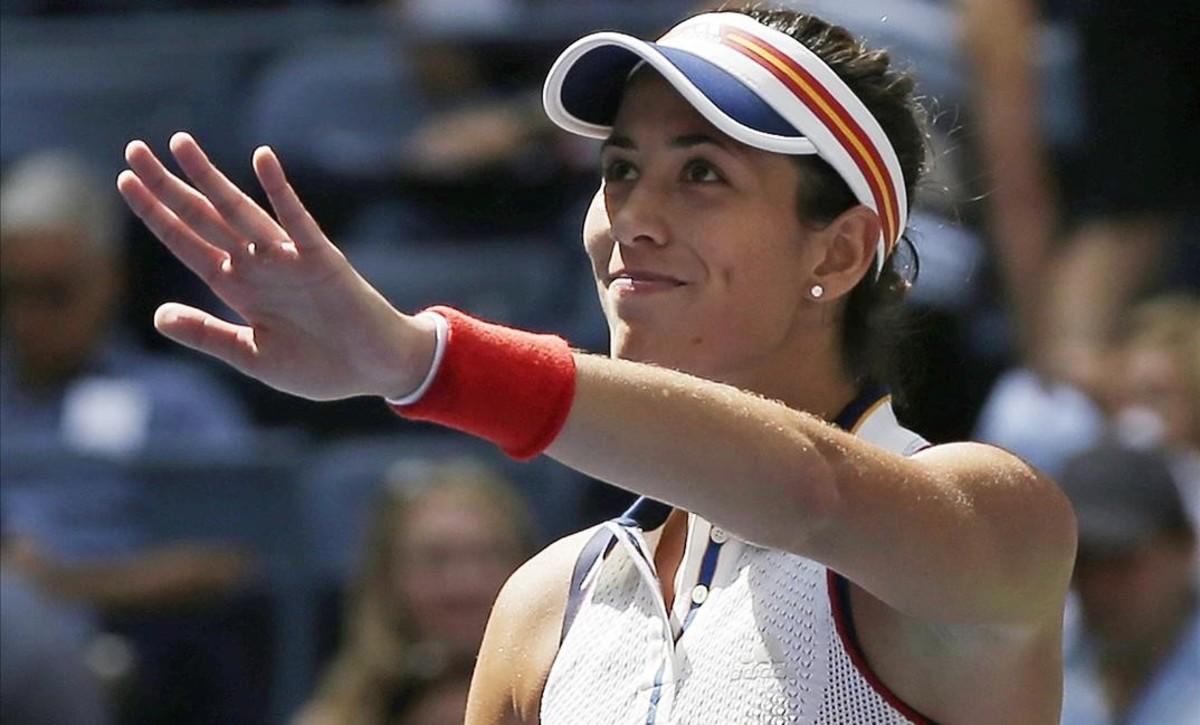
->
<box><xmin>722</xmin><ymin>30</ymin><xmax>900</xmax><ymax>255</ymax></box>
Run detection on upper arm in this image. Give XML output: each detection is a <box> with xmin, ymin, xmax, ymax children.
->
<box><xmin>551</xmin><ymin>356</ymin><xmax>1076</xmax><ymax>629</ymax></box>
<box><xmin>465</xmin><ymin>529</ymin><xmax>594</xmax><ymax>725</ymax></box>
<box><xmin>805</xmin><ymin>438</ymin><xmax>1077</xmax><ymax>627</ymax></box>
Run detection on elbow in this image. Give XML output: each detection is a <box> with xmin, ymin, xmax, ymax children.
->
<box><xmin>1024</xmin><ymin>464</ymin><xmax>1079</xmax><ymax>590</ymax></box>
<box><xmin>1044</xmin><ymin>474</ymin><xmax>1079</xmax><ymax>593</ymax></box>
<box><xmin>998</xmin><ymin>467</ymin><xmax>1080</xmax><ymax>623</ymax></box>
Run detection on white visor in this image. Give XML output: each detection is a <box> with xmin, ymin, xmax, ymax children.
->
<box><xmin>543</xmin><ymin>12</ymin><xmax>908</xmax><ymax>277</ymax></box>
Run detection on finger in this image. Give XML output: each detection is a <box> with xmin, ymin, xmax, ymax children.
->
<box><xmin>154</xmin><ymin>302</ymin><xmax>258</xmax><ymax>375</ymax></box>
<box><xmin>117</xmin><ymin>170</ymin><xmax>229</xmax><ymax>286</ymax></box>
<box><xmin>247</xmin><ymin>237</ymin><xmax>301</xmax><ymax>265</ymax></box>
<box><xmin>168</xmin><ymin>132</ymin><xmax>286</xmax><ymax>245</ymax></box>
<box><xmin>124</xmin><ymin>140</ymin><xmax>244</xmax><ymax>254</ymax></box>
<box><xmin>253</xmin><ymin>146</ymin><xmax>327</xmax><ymax>250</ymax></box>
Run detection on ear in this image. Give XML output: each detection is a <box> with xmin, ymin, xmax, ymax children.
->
<box><xmin>810</xmin><ymin>205</ymin><xmax>882</xmax><ymax>300</ymax></box>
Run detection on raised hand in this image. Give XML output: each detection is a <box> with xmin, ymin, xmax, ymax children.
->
<box><xmin>117</xmin><ymin>133</ymin><xmax>435</xmax><ymax>401</ymax></box>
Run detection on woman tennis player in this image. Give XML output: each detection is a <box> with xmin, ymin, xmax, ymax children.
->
<box><xmin>116</xmin><ymin>5</ymin><xmax>1076</xmax><ymax>723</ymax></box>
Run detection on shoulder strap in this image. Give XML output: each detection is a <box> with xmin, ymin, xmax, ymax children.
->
<box><xmin>559</xmin><ymin>527</ymin><xmax>618</xmax><ymax>645</ymax></box>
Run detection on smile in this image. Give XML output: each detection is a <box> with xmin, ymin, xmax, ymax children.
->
<box><xmin>609</xmin><ymin>275</ymin><xmax>686</xmax><ymax>295</ymax></box>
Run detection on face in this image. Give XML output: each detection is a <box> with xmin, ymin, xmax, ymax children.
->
<box><xmin>1073</xmin><ymin>536</ymin><xmax>1196</xmax><ymax>651</ymax></box>
<box><xmin>391</xmin><ymin>490</ymin><xmax>524</xmax><ymax>664</ymax></box>
<box><xmin>1121</xmin><ymin>343</ymin><xmax>1200</xmax><ymax>448</ymax></box>
<box><xmin>0</xmin><ymin>231</ymin><xmax>117</xmax><ymax>386</ymax></box>
<box><xmin>583</xmin><ymin>70</ymin><xmax>825</xmax><ymax>382</ymax></box>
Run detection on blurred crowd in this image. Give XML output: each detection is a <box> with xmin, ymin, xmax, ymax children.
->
<box><xmin>1</xmin><ymin>0</ymin><xmax>1196</xmax><ymax>723</ymax></box>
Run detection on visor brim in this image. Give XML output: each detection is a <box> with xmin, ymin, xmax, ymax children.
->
<box><xmin>543</xmin><ymin>32</ymin><xmax>818</xmax><ymax>155</ymax></box>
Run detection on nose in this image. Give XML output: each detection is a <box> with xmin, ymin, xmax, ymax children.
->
<box><xmin>607</xmin><ymin>179</ymin><xmax>670</xmax><ymax>249</ymax></box>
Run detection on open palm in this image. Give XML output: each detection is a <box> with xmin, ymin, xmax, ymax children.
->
<box><xmin>117</xmin><ymin>133</ymin><xmax>430</xmax><ymax>401</ymax></box>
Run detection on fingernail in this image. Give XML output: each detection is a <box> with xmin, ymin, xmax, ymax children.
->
<box><xmin>154</xmin><ymin>306</ymin><xmax>177</xmax><ymax>327</ymax></box>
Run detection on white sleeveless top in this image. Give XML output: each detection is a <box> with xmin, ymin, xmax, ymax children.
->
<box><xmin>540</xmin><ymin>392</ymin><xmax>936</xmax><ymax>724</ymax></box>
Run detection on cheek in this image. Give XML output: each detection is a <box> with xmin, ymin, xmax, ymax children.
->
<box><xmin>582</xmin><ymin>193</ymin><xmax>618</xmax><ymax>324</ymax></box>
<box><xmin>582</xmin><ymin>189</ymin><xmax>613</xmax><ymax>268</ymax></box>
<box><xmin>710</xmin><ymin>243</ymin><xmax>806</xmax><ymax>318</ymax></box>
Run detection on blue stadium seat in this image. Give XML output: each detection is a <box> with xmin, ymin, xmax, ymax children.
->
<box><xmin>242</xmin><ymin>34</ymin><xmax>427</xmax><ymax>180</ymax></box>
<box><xmin>0</xmin><ymin>42</ymin><xmax>241</xmax><ymax>178</ymax></box>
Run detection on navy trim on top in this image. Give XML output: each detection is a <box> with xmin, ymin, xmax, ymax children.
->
<box><xmin>833</xmin><ymin>384</ymin><xmax>889</xmax><ymax>431</ymax></box>
<box><xmin>560</xmin><ymin>530</ymin><xmax>619</xmax><ymax>645</ymax></box>
<box><xmin>617</xmin><ymin>496</ymin><xmax>673</xmax><ymax>531</ymax></box>
<box><xmin>680</xmin><ymin>537</ymin><xmax>723</xmax><ymax>635</ymax></box>
<box><xmin>644</xmin><ymin>660</ymin><xmax>668</xmax><ymax>725</ymax></box>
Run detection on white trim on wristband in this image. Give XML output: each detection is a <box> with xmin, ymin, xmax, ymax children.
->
<box><xmin>385</xmin><ymin>310</ymin><xmax>449</xmax><ymax>406</ymax></box>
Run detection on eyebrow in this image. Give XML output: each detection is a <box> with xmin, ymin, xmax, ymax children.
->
<box><xmin>600</xmin><ymin>133</ymin><xmax>738</xmax><ymax>153</ymax></box>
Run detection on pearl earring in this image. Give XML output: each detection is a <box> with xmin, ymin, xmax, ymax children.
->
<box><xmin>809</xmin><ymin>284</ymin><xmax>824</xmax><ymax>299</ymax></box>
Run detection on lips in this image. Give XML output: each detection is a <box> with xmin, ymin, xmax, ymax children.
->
<box><xmin>607</xmin><ymin>269</ymin><xmax>686</xmax><ymax>286</ymax></box>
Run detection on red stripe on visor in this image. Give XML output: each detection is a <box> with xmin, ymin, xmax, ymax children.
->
<box><xmin>720</xmin><ymin>28</ymin><xmax>902</xmax><ymax>254</ymax></box>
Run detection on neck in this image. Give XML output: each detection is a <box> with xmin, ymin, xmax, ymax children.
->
<box><xmin>715</xmin><ymin>317</ymin><xmax>861</xmax><ymax>422</ymax></box>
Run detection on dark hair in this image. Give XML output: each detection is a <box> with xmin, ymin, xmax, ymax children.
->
<box><xmin>730</xmin><ymin>3</ymin><xmax>927</xmax><ymax>398</ymax></box>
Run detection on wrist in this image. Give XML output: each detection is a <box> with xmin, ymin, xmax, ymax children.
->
<box><xmin>384</xmin><ymin>311</ymin><xmax>448</xmax><ymax>404</ymax></box>
<box><xmin>380</xmin><ymin>310</ymin><xmax>442</xmax><ymax>401</ymax></box>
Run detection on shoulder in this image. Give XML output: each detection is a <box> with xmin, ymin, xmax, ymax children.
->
<box><xmin>467</xmin><ymin>525</ymin><xmax>603</xmax><ymax>725</ymax></box>
<box><xmin>502</xmin><ymin>523</ymin><xmax>601</xmax><ymax>604</ymax></box>
<box><xmin>489</xmin><ymin>524</ymin><xmax>600</xmax><ymax>644</ymax></box>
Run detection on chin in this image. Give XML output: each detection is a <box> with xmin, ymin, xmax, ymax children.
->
<box><xmin>610</xmin><ymin>326</ymin><xmax>669</xmax><ymax>364</ymax></box>
<box><xmin>609</xmin><ymin>331</ymin><xmax>713</xmax><ymax>380</ymax></box>
<box><xmin>609</xmin><ymin>330</ymin><xmax>651</xmax><ymax>364</ymax></box>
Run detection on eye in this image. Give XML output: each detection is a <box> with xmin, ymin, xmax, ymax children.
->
<box><xmin>603</xmin><ymin>158</ymin><xmax>638</xmax><ymax>182</ymax></box>
<box><xmin>682</xmin><ymin>159</ymin><xmax>723</xmax><ymax>183</ymax></box>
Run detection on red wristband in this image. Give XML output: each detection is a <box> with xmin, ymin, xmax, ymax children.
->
<box><xmin>389</xmin><ymin>306</ymin><xmax>577</xmax><ymax>460</ymax></box>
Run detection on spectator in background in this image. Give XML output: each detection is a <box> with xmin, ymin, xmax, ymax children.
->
<box><xmin>959</xmin><ymin>0</ymin><xmax>1199</xmax><ymax>396</ymax></box>
<box><xmin>0</xmin><ymin>150</ymin><xmax>261</xmax><ymax>724</ymax></box>
<box><xmin>1058</xmin><ymin>444</ymin><xmax>1199</xmax><ymax>724</ymax></box>
<box><xmin>1114</xmin><ymin>294</ymin><xmax>1200</xmax><ymax>530</ymax></box>
<box><xmin>1118</xmin><ymin>294</ymin><xmax>1200</xmax><ymax>451</ymax></box>
<box><xmin>254</xmin><ymin>0</ymin><xmax>593</xmax><ymax>247</ymax></box>
<box><xmin>296</xmin><ymin>459</ymin><xmax>535</xmax><ymax>725</ymax></box>
<box><xmin>384</xmin><ymin>0</ymin><xmax>594</xmax><ymax>239</ymax></box>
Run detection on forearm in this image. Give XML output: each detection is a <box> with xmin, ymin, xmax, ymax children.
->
<box><xmin>962</xmin><ymin>0</ymin><xmax>1058</xmax><ymax>243</ymax></box>
<box><xmin>33</xmin><ymin>547</ymin><xmax>246</xmax><ymax>610</ymax></box>
<box><xmin>961</xmin><ymin>0</ymin><xmax>1058</xmax><ymax>355</ymax></box>
<box><xmin>547</xmin><ymin>354</ymin><xmax>840</xmax><ymax>550</ymax></box>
